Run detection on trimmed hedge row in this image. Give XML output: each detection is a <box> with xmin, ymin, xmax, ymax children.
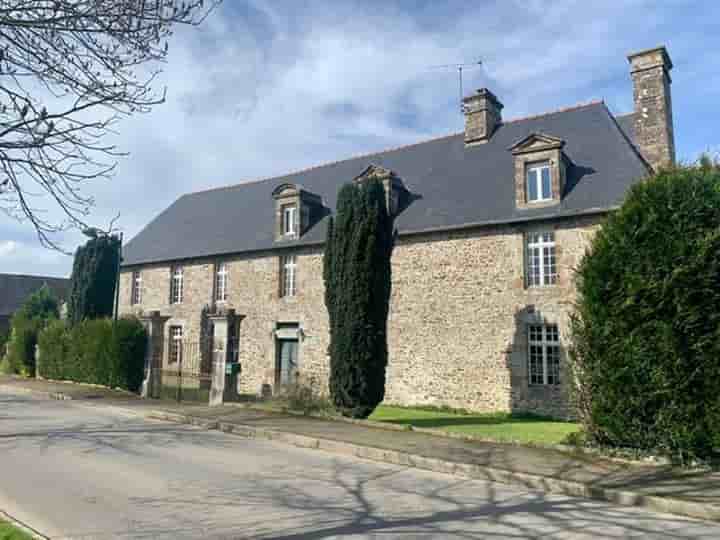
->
<box><xmin>38</xmin><ymin>317</ymin><xmax>147</xmax><ymax>392</ymax></box>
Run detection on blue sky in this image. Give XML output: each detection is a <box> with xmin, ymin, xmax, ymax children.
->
<box><xmin>1</xmin><ymin>0</ymin><xmax>718</xmax><ymax>277</ymax></box>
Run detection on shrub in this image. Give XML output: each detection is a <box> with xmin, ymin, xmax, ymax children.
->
<box><xmin>37</xmin><ymin>319</ymin><xmax>69</xmax><ymax>380</ymax></box>
<box><xmin>324</xmin><ymin>177</ymin><xmax>394</xmax><ymax>418</ymax></box>
<box><xmin>569</xmin><ymin>162</ymin><xmax>720</xmax><ymax>461</ymax></box>
<box><xmin>37</xmin><ymin>317</ymin><xmax>147</xmax><ymax>392</ymax></box>
<box><xmin>4</xmin><ymin>285</ymin><xmax>59</xmax><ymax>376</ymax></box>
<box><xmin>279</xmin><ymin>376</ymin><xmax>333</xmax><ymax>416</ymax></box>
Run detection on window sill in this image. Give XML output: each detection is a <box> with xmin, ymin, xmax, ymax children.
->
<box><xmin>517</xmin><ymin>199</ymin><xmax>560</xmax><ymax>210</ymax></box>
<box><xmin>524</xmin><ymin>283</ymin><xmax>559</xmax><ymax>291</ymax></box>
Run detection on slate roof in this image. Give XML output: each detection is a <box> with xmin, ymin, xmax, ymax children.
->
<box><xmin>615</xmin><ymin>112</ymin><xmax>637</xmax><ymax>143</ymax></box>
<box><xmin>0</xmin><ymin>273</ymin><xmax>69</xmax><ymax>317</ymax></box>
<box><xmin>123</xmin><ymin>101</ymin><xmax>649</xmax><ymax>267</ymax></box>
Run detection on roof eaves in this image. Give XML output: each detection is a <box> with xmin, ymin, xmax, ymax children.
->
<box><xmin>121</xmin><ymin>207</ymin><xmax>614</xmax><ymax>268</ymax></box>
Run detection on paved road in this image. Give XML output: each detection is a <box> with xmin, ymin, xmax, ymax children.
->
<box><xmin>0</xmin><ymin>392</ymin><xmax>718</xmax><ymax>539</ymax></box>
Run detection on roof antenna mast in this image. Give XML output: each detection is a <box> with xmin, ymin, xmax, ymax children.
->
<box><xmin>429</xmin><ymin>61</ymin><xmax>483</xmax><ymax>113</ymax></box>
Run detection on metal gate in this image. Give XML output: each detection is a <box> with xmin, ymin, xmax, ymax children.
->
<box><xmin>158</xmin><ymin>339</ymin><xmax>213</xmax><ymax>402</ymax></box>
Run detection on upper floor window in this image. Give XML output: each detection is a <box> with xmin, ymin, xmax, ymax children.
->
<box><xmin>280</xmin><ymin>254</ymin><xmax>297</xmax><ymax>297</ymax></box>
<box><xmin>528</xmin><ymin>323</ymin><xmax>560</xmax><ymax>386</ymax></box>
<box><xmin>526</xmin><ymin>162</ymin><xmax>552</xmax><ymax>203</ymax></box>
<box><xmin>131</xmin><ymin>271</ymin><xmax>142</xmax><ymax>305</ymax></box>
<box><xmin>170</xmin><ymin>265</ymin><xmax>183</xmax><ymax>304</ymax></box>
<box><xmin>215</xmin><ymin>262</ymin><xmax>228</xmax><ymax>303</ymax></box>
<box><xmin>282</xmin><ymin>204</ymin><xmax>297</xmax><ymax>236</ymax></box>
<box><xmin>526</xmin><ymin>232</ymin><xmax>557</xmax><ymax>287</ymax></box>
<box><xmin>169</xmin><ymin>325</ymin><xmax>183</xmax><ymax>364</ymax></box>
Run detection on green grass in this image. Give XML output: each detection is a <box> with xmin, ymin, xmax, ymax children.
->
<box><xmin>0</xmin><ymin>521</ymin><xmax>34</xmax><ymax>540</ymax></box>
<box><xmin>369</xmin><ymin>405</ymin><xmax>580</xmax><ymax>445</ymax></box>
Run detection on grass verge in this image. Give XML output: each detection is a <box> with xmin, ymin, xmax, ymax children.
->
<box><xmin>369</xmin><ymin>405</ymin><xmax>580</xmax><ymax>445</ymax></box>
<box><xmin>0</xmin><ymin>520</ymin><xmax>34</xmax><ymax>540</ymax></box>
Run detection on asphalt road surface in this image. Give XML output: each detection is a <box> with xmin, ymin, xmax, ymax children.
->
<box><xmin>0</xmin><ymin>392</ymin><xmax>718</xmax><ymax>539</ymax></box>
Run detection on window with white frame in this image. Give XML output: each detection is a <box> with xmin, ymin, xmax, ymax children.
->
<box><xmin>215</xmin><ymin>262</ymin><xmax>228</xmax><ymax>302</ymax></box>
<box><xmin>526</xmin><ymin>231</ymin><xmax>557</xmax><ymax>287</ymax></box>
<box><xmin>170</xmin><ymin>265</ymin><xmax>183</xmax><ymax>304</ymax></box>
<box><xmin>528</xmin><ymin>323</ymin><xmax>560</xmax><ymax>386</ymax></box>
<box><xmin>131</xmin><ymin>271</ymin><xmax>142</xmax><ymax>305</ymax></box>
<box><xmin>526</xmin><ymin>162</ymin><xmax>552</xmax><ymax>203</ymax></box>
<box><xmin>169</xmin><ymin>325</ymin><xmax>183</xmax><ymax>364</ymax></box>
<box><xmin>280</xmin><ymin>254</ymin><xmax>297</xmax><ymax>297</ymax></box>
<box><xmin>282</xmin><ymin>204</ymin><xmax>297</xmax><ymax>236</ymax></box>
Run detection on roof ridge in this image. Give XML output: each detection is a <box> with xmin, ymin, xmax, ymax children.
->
<box><xmin>0</xmin><ymin>272</ymin><xmax>68</xmax><ymax>280</ymax></box>
<box><xmin>189</xmin><ymin>131</ymin><xmax>462</xmax><ymax>196</ymax></box>
<box><xmin>502</xmin><ymin>99</ymin><xmax>604</xmax><ymax>125</ymax></box>
<box><xmin>187</xmin><ymin>99</ymin><xmax>606</xmax><ymax>197</ymax></box>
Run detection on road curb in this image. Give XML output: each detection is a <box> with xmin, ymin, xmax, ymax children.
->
<box><xmin>146</xmin><ymin>410</ymin><xmax>719</xmax><ymax>523</ymax></box>
<box><xmin>2</xmin><ymin>384</ymin><xmax>718</xmax><ymax>523</ymax></box>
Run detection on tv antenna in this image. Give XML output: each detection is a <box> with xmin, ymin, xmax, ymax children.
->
<box><xmin>429</xmin><ymin>61</ymin><xmax>483</xmax><ymax>112</ymax></box>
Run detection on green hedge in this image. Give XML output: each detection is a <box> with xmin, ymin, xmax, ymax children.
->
<box><xmin>38</xmin><ymin>317</ymin><xmax>147</xmax><ymax>392</ymax></box>
<box><xmin>2</xmin><ymin>285</ymin><xmax>59</xmax><ymax>376</ymax></box>
<box><xmin>570</xmin><ymin>163</ymin><xmax>720</xmax><ymax>461</ymax></box>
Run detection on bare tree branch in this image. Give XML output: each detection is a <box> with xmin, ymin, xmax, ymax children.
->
<box><xmin>0</xmin><ymin>0</ymin><xmax>222</xmax><ymax>251</ymax></box>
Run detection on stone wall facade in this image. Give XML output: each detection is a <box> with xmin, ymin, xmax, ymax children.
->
<box><xmin>119</xmin><ymin>214</ymin><xmax>602</xmax><ymax>418</ymax></box>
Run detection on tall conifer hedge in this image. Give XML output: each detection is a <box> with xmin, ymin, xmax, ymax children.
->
<box><xmin>67</xmin><ymin>235</ymin><xmax>120</xmax><ymax>325</ymax></box>
<box><xmin>570</xmin><ymin>162</ymin><xmax>720</xmax><ymax>460</ymax></box>
<box><xmin>324</xmin><ymin>178</ymin><xmax>394</xmax><ymax>418</ymax></box>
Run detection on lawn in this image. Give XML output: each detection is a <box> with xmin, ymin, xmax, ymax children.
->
<box><xmin>369</xmin><ymin>405</ymin><xmax>580</xmax><ymax>445</ymax></box>
<box><xmin>0</xmin><ymin>521</ymin><xmax>33</xmax><ymax>540</ymax></box>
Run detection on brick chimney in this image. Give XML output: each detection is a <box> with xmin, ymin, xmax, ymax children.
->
<box><xmin>627</xmin><ymin>46</ymin><xmax>675</xmax><ymax>170</ymax></box>
<box><xmin>463</xmin><ymin>88</ymin><xmax>503</xmax><ymax>146</ymax></box>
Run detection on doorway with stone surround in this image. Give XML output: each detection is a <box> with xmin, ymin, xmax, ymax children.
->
<box><xmin>275</xmin><ymin>322</ymin><xmax>300</xmax><ymax>389</ymax></box>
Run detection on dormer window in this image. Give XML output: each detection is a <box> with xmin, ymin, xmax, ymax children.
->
<box><xmin>352</xmin><ymin>164</ymin><xmax>407</xmax><ymax>217</ymax></box>
<box><xmin>282</xmin><ymin>204</ymin><xmax>297</xmax><ymax>236</ymax></box>
<box><xmin>272</xmin><ymin>183</ymin><xmax>324</xmax><ymax>242</ymax></box>
<box><xmin>526</xmin><ymin>162</ymin><xmax>552</xmax><ymax>203</ymax></box>
<box><xmin>509</xmin><ymin>132</ymin><xmax>568</xmax><ymax>209</ymax></box>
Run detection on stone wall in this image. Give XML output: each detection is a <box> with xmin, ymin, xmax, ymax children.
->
<box><xmin>119</xmin><ymin>214</ymin><xmax>602</xmax><ymax>417</ymax></box>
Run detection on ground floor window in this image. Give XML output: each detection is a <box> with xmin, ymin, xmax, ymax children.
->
<box><xmin>169</xmin><ymin>325</ymin><xmax>183</xmax><ymax>364</ymax></box>
<box><xmin>528</xmin><ymin>323</ymin><xmax>560</xmax><ymax>386</ymax></box>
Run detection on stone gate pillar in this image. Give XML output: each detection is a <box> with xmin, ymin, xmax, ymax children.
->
<box><xmin>139</xmin><ymin>311</ymin><xmax>169</xmax><ymax>399</ymax></box>
<box><xmin>209</xmin><ymin>309</ymin><xmax>235</xmax><ymax>406</ymax></box>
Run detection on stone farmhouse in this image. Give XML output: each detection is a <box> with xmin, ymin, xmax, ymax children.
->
<box><xmin>119</xmin><ymin>46</ymin><xmax>675</xmax><ymax>417</ymax></box>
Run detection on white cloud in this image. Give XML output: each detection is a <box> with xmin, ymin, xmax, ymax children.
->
<box><xmin>2</xmin><ymin>0</ymin><xmax>719</xmax><ymax>276</ymax></box>
<box><xmin>0</xmin><ymin>240</ymin><xmax>17</xmax><ymax>257</ymax></box>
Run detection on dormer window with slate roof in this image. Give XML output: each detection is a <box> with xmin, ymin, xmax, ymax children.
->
<box><xmin>353</xmin><ymin>164</ymin><xmax>407</xmax><ymax>217</ymax></box>
<box><xmin>272</xmin><ymin>183</ymin><xmax>323</xmax><ymax>241</ymax></box>
<box><xmin>509</xmin><ymin>133</ymin><xmax>569</xmax><ymax>209</ymax></box>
